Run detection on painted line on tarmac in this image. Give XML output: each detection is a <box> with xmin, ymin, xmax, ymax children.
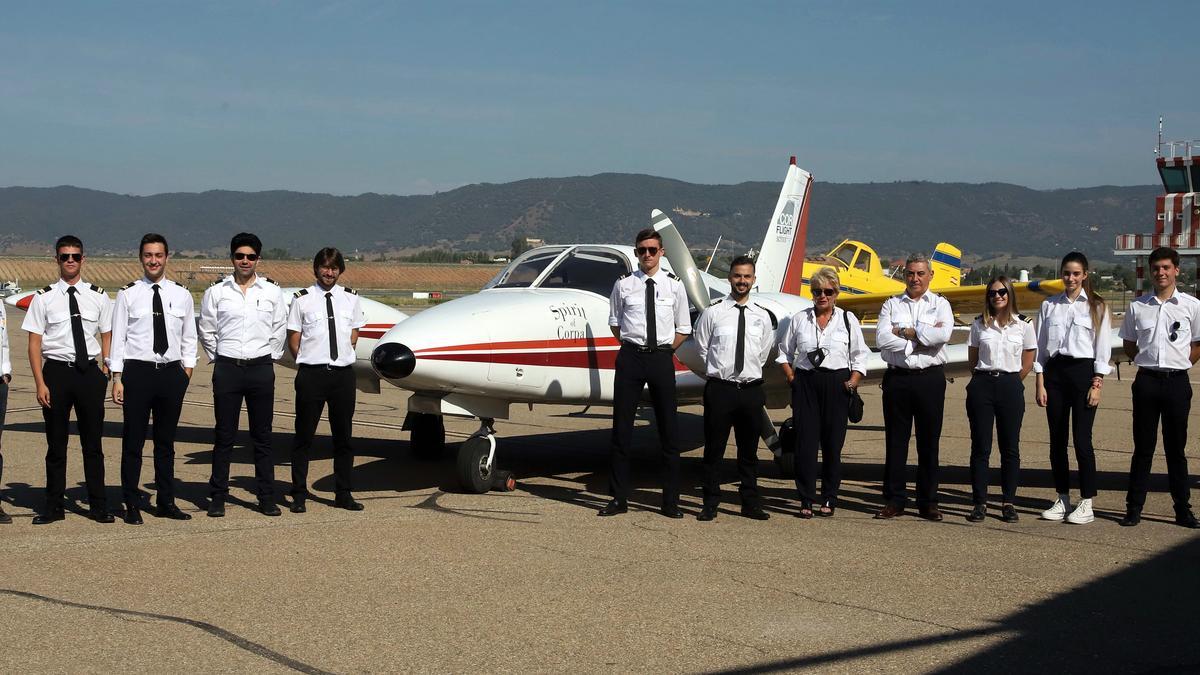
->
<box><xmin>0</xmin><ymin>588</ymin><xmax>335</xmax><ymax>675</ymax></box>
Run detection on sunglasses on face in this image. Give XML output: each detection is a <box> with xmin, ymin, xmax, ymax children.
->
<box><xmin>57</xmin><ymin>253</ymin><xmax>82</xmax><ymax>262</ymax></box>
<box><xmin>986</xmin><ymin>288</ymin><xmax>1009</xmax><ymax>298</ymax></box>
<box><xmin>811</xmin><ymin>288</ymin><xmax>836</xmax><ymax>297</ymax></box>
<box><xmin>1170</xmin><ymin>321</ymin><xmax>1181</xmax><ymax>342</ymax></box>
<box><xmin>635</xmin><ymin>246</ymin><xmax>660</xmax><ymax>256</ymax></box>
<box><xmin>233</xmin><ymin>253</ymin><xmax>260</xmax><ymax>261</ymax></box>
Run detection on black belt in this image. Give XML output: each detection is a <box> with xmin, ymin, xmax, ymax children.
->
<box><xmin>1048</xmin><ymin>354</ymin><xmax>1092</xmax><ymax>365</ymax></box>
<box><xmin>298</xmin><ymin>363</ymin><xmax>353</xmax><ymax>371</ymax></box>
<box><xmin>709</xmin><ymin>378</ymin><xmax>764</xmax><ymax>389</ymax></box>
<box><xmin>216</xmin><ymin>355</ymin><xmax>273</xmax><ymax>367</ymax></box>
<box><xmin>126</xmin><ymin>359</ymin><xmax>181</xmax><ymax>370</ymax></box>
<box><xmin>973</xmin><ymin>369</ymin><xmax>1018</xmax><ymax>378</ymax></box>
<box><xmin>1139</xmin><ymin>368</ymin><xmax>1189</xmax><ymax>379</ymax></box>
<box><xmin>620</xmin><ymin>340</ymin><xmax>673</xmax><ymax>354</ymax></box>
<box><xmin>45</xmin><ymin>358</ymin><xmax>96</xmax><ymax>368</ymax></box>
<box><xmin>887</xmin><ymin>365</ymin><xmax>944</xmax><ymax>376</ymax></box>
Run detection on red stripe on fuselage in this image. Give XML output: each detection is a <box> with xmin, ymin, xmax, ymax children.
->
<box><xmin>418</xmin><ymin>346</ymin><xmax>689</xmax><ymax>372</ymax></box>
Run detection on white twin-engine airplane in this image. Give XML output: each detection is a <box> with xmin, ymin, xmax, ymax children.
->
<box><xmin>368</xmin><ymin>158</ymin><xmax>975</xmax><ymax>493</ymax></box>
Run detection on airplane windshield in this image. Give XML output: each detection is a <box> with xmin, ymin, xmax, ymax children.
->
<box><xmin>830</xmin><ymin>243</ymin><xmax>855</xmax><ymax>269</ymax></box>
<box><xmin>538</xmin><ymin>249</ymin><xmax>631</xmax><ymax>296</ymax></box>
<box><xmin>490</xmin><ymin>247</ymin><xmax>568</xmax><ymax>288</ymax></box>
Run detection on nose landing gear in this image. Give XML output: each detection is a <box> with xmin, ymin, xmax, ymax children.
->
<box><xmin>456</xmin><ymin>418</ymin><xmax>516</xmax><ymax>493</ymax></box>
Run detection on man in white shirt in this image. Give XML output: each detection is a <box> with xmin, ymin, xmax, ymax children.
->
<box><xmin>110</xmin><ymin>233</ymin><xmax>198</xmax><ymax>525</ymax></box>
<box><xmin>601</xmin><ymin>226</ymin><xmax>692</xmax><ymax>518</ymax></box>
<box><xmin>1119</xmin><ymin>247</ymin><xmax>1200</xmax><ymax>528</ymax></box>
<box><xmin>692</xmin><ymin>256</ymin><xmax>776</xmax><ymax>521</ymax></box>
<box><xmin>874</xmin><ymin>253</ymin><xmax>953</xmax><ymax>521</ymax></box>
<box><xmin>23</xmin><ymin>235</ymin><xmax>114</xmax><ymax>524</ymax></box>
<box><xmin>198</xmin><ymin>232</ymin><xmax>287</xmax><ymax>517</ymax></box>
<box><xmin>286</xmin><ymin>247</ymin><xmax>367</xmax><ymax>513</ymax></box>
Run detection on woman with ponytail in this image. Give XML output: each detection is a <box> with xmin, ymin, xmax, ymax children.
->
<box><xmin>1033</xmin><ymin>252</ymin><xmax>1112</xmax><ymax>524</ymax></box>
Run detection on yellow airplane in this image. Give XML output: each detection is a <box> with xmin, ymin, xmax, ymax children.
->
<box><xmin>806</xmin><ymin>240</ymin><xmax>1064</xmax><ymax>322</ymax></box>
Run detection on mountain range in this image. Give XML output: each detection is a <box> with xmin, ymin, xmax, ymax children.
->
<box><xmin>0</xmin><ymin>175</ymin><xmax>1163</xmax><ymax>263</ymax></box>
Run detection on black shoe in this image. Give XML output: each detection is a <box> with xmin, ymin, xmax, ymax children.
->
<box><xmin>966</xmin><ymin>505</ymin><xmax>986</xmax><ymax>523</ymax></box>
<box><xmin>0</xmin><ymin>505</ymin><xmax>11</xmax><ymax>524</ymax></box>
<box><xmin>259</xmin><ymin>501</ymin><xmax>282</xmax><ymax>517</ymax></box>
<box><xmin>696</xmin><ymin>506</ymin><xmax>718</xmax><ymax>522</ymax></box>
<box><xmin>32</xmin><ymin>510</ymin><xmax>65</xmax><ymax>525</ymax></box>
<box><xmin>155</xmin><ymin>504</ymin><xmax>192</xmax><ymax>520</ymax></box>
<box><xmin>89</xmin><ymin>509</ymin><xmax>115</xmax><ymax>524</ymax></box>
<box><xmin>1175</xmin><ymin>507</ymin><xmax>1199</xmax><ymax>529</ymax></box>
<box><xmin>123</xmin><ymin>508</ymin><xmax>143</xmax><ymax>525</ymax></box>
<box><xmin>206</xmin><ymin>500</ymin><xmax>225</xmax><ymax>518</ymax></box>
<box><xmin>335</xmin><ymin>497</ymin><xmax>364</xmax><ymax>512</ymax></box>
<box><xmin>289</xmin><ymin>499</ymin><xmax>307</xmax><ymax>514</ymax></box>
<box><xmin>741</xmin><ymin>506</ymin><xmax>770</xmax><ymax>521</ymax></box>
<box><xmin>1001</xmin><ymin>504</ymin><xmax>1019</xmax><ymax>523</ymax></box>
<box><xmin>660</xmin><ymin>505</ymin><xmax>684</xmax><ymax>519</ymax></box>
<box><xmin>1120</xmin><ymin>507</ymin><xmax>1142</xmax><ymax>527</ymax></box>
<box><xmin>597</xmin><ymin>500</ymin><xmax>627</xmax><ymax>517</ymax></box>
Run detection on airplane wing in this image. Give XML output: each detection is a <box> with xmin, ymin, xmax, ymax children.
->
<box><xmin>837</xmin><ymin>279</ymin><xmax>1066</xmax><ymax>323</ymax></box>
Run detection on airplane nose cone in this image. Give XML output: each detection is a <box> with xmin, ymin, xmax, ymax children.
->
<box><xmin>372</xmin><ymin>342</ymin><xmax>416</xmax><ymax>379</ymax></box>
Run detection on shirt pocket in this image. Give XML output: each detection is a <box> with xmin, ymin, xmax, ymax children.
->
<box><xmin>302</xmin><ymin>309</ymin><xmax>325</xmax><ymax>328</ymax></box>
<box><xmin>127</xmin><ymin>304</ymin><xmax>149</xmax><ymax>323</ymax></box>
<box><xmin>256</xmin><ymin>298</ymin><xmax>276</xmax><ymax>316</ymax></box>
<box><xmin>1005</xmin><ymin>331</ymin><xmax>1026</xmax><ymax>359</ymax></box>
<box><xmin>46</xmin><ymin>309</ymin><xmax>70</xmax><ymax>335</ymax></box>
<box><xmin>79</xmin><ymin>304</ymin><xmax>100</xmax><ymax>324</ymax></box>
<box><xmin>166</xmin><ymin>303</ymin><xmax>187</xmax><ymax>328</ymax></box>
<box><xmin>712</xmin><ymin>324</ymin><xmax>736</xmax><ymax>346</ymax></box>
<box><xmin>1072</xmin><ymin>312</ymin><xmax>1094</xmax><ymax>334</ymax></box>
<box><xmin>622</xmin><ymin>288</ymin><xmax>645</xmax><ymax>306</ymax></box>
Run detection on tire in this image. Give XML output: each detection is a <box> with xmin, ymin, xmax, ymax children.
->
<box><xmin>456</xmin><ymin>435</ymin><xmax>494</xmax><ymax>494</ymax></box>
<box><xmin>408</xmin><ymin>412</ymin><xmax>445</xmax><ymax>460</ymax></box>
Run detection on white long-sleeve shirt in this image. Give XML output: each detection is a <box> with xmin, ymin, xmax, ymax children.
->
<box><xmin>776</xmin><ymin>306</ymin><xmax>869</xmax><ymax>375</ymax></box>
<box><xmin>875</xmin><ymin>291</ymin><xmax>953</xmax><ymax>369</ymax></box>
<box><xmin>1033</xmin><ymin>290</ymin><xmax>1112</xmax><ymax>375</ymax></box>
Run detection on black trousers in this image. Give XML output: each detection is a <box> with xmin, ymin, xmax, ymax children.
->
<box><xmin>609</xmin><ymin>345</ymin><xmax>680</xmax><ymax>507</ymax></box>
<box><xmin>1043</xmin><ymin>356</ymin><xmax>1097</xmax><ymax>498</ymax></box>
<box><xmin>291</xmin><ymin>365</ymin><xmax>357</xmax><ymax>498</ymax></box>
<box><xmin>882</xmin><ymin>366</ymin><xmax>946</xmax><ymax>509</ymax></box>
<box><xmin>42</xmin><ymin>359</ymin><xmax>108</xmax><ymax>512</ymax></box>
<box><xmin>792</xmin><ymin>368</ymin><xmax>851</xmax><ymax>506</ymax></box>
<box><xmin>701</xmin><ymin>379</ymin><xmax>764</xmax><ymax>508</ymax></box>
<box><xmin>209</xmin><ymin>361</ymin><xmax>276</xmax><ymax>502</ymax></box>
<box><xmin>1127</xmin><ymin>370</ymin><xmax>1192</xmax><ymax>509</ymax></box>
<box><xmin>0</xmin><ymin>380</ymin><xmax>7</xmax><ymax>491</ymax></box>
<box><xmin>120</xmin><ymin>361</ymin><xmax>189</xmax><ymax>508</ymax></box>
<box><xmin>966</xmin><ymin>371</ymin><xmax>1024</xmax><ymax>504</ymax></box>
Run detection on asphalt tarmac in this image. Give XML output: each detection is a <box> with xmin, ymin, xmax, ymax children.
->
<box><xmin>0</xmin><ymin>311</ymin><xmax>1197</xmax><ymax>674</ymax></box>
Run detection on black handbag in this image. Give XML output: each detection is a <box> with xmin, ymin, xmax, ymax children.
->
<box><xmin>843</xmin><ymin>310</ymin><xmax>865</xmax><ymax>423</ymax></box>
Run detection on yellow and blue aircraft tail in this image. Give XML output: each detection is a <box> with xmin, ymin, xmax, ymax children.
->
<box><xmin>930</xmin><ymin>242</ymin><xmax>962</xmax><ymax>287</ymax></box>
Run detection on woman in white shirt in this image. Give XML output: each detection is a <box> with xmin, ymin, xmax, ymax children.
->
<box><xmin>777</xmin><ymin>268</ymin><xmax>869</xmax><ymax>518</ymax></box>
<box><xmin>965</xmin><ymin>277</ymin><xmax>1036</xmax><ymax>523</ymax></box>
<box><xmin>1034</xmin><ymin>251</ymin><xmax>1112</xmax><ymax>525</ymax></box>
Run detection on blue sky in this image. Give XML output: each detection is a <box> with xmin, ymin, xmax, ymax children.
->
<box><xmin>0</xmin><ymin>1</ymin><xmax>1192</xmax><ymax>195</ymax></box>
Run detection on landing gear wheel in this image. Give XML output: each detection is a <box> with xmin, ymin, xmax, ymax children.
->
<box><xmin>407</xmin><ymin>412</ymin><xmax>445</xmax><ymax>460</ymax></box>
<box><xmin>457</xmin><ymin>435</ymin><xmax>495</xmax><ymax>494</ymax></box>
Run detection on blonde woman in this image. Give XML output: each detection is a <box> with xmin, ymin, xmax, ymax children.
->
<box><xmin>777</xmin><ymin>268</ymin><xmax>868</xmax><ymax>517</ymax></box>
<box><xmin>965</xmin><ymin>277</ymin><xmax>1036</xmax><ymax>523</ymax></box>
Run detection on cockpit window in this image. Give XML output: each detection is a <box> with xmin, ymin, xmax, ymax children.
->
<box><xmin>489</xmin><ymin>247</ymin><xmax>568</xmax><ymax>289</ymax></box>
<box><xmin>830</xmin><ymin>243</ymin><xmax>855</xmax><ymax>269</ymax></box>
<box><xmin>539</xmin><ymin>249</ymin><xmax>631</xmax><ymax>296</ymax></box>
<box><xmin>854</xmin><ymin>250</ymin><xmax>872</xmax><ymax>273</ymax></box>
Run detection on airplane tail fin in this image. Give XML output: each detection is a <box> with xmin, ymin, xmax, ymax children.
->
<box><xmin>930</xmin><ymin>242</ymin><xmax>963</xmax><ymax>287</ymax></box>
<box><xmin>753</xmin><ymin>157</ymin><xmax>813</xmax><ymax>295</ymax></box>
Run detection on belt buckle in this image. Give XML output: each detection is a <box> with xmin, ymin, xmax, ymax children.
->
<box><xmin>235</xmin><ymin>358</ymin><xmax>248</xmax><ymax>367</ymax></box>
<box><xmin>155</xmin><ymin>361</ymin><xmax>164</xmax><ymax>370</ymax></box>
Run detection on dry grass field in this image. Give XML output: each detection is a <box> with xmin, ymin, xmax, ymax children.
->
<box><xmin>0</xmin><ymin>257</ymin><xmax>500</xmax><ymax>293</ymax></box>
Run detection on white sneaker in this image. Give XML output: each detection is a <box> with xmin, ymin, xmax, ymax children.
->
<box><xmin>1041</xmin><ymin>497</ymin><xmax>1071</xmax><ymax>521</ymax></box>
<box><xmin>1066</xmin><ymin>499</ymin><xmax>1094</xmax><ymax>524</ymax></box>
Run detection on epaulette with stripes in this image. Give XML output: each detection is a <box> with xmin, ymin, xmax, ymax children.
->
<box><xmin>618</xmin><ymin>273</ymin><xmax>630</xmax><ymax>280</ymax></box>
<box><xmin>263</xmin><ymin>277</ymin><xmax>279</xmax><ymax>286</ymax></box>
<box><xmin>344</xmin><ymin>287</ymin><xmax>358</xmax><ymax>295</ymax></box>
<box><xmin>121</xmin><ymin>280</ymin><xmax>138</xmax><ymax>290</ymax></box>
<box><xmin>37</xmin><ymin>285</ymin><xmax>51</xmax><ymax>295</ymax></box>
<box><xmin>88</xmin><ymin>283</ymin><xmax>104</xmax><ymax>294</ymax></box>
<box><xmin>753</xmin><ymin>302</ymin><xmax>778</xmax><ymax>329</ymax></box>
<box><xmin>1018</xmin><ymin>313</ymin><xmax>1032</xmax><ymax>323</ymax></box>
<box><xmin>293</xmin><ymin>288</ymin><xmax>308</xmax><ymax>299</ymax></box>
<box><xmin>208</xmin><ymin>277</ymin><xmax>224</xmax><ymax>288</ymax></box>
<box><xmin>666</xmin><ymin>271</ymin><xmax>678</xmax><ymax>280</ymax></box>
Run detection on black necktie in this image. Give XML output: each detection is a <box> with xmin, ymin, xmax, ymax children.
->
<box><xmin>734</xmin><ymin>305</ymin><xmax>747</xmax><ymax>375</ymax></box>
<box><xmin>645</xmin><ymin>279</ymin><xmax>657</xmax><ymax>348</ymax></box>
<box><xmin>326</xmin><ymin>292</ymin><xmax>338</xmax><ymax>361</ymax></box>
<box><xmin>151</xmin><ymin>283</ymin><xmax>168</xmax><ymax>356</ymax></box>
<box><xmin>67</xmin><ymin>287</ymin><xmax>88</xmax><ymax>370</ymax></box>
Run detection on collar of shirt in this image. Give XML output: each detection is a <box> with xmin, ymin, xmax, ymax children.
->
<box><xmin>223</xmin><ymin>273</ymin><xmax>268</xmax><ymax>290</ymax></box>
<box><xmin>1146</xmin><ymin>288</ymin><xmax>1183</xmax><ymax>306</ymax></box>
<box><xmin>1055</xmin><ymin>289</ymin><xmax>1089</xmax><ymax>305</ymax></box>
<box><xmin>311</xmin><ymin>283</ymin><xmax>341</xmax><ymax>296</ymax></box>
<box><xmin>897</xmin><ymin>291</ymin><xmax>938</xmax><ymax>306</ymax></box>
<box><xmin>634</xmin><ymin>268</ymin><xmax>667</xmax><ymax>283</ymax></box>
<box><xmin>54</xmin><ymin>278</ymin><xmax>90</xmax><ymax>294</ymax></box>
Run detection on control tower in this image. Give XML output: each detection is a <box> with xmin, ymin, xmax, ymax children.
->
<box><xmin>1114</xmin><ymin>121</ymin><xmax>1200</xmax><ymax>292</ymax></box>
